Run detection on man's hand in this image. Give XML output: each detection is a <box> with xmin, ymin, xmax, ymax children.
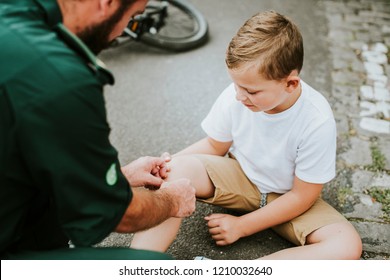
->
<box><xmin>121</xmin><ymin>156</ymin><xmax>170</xmax><ymax>187</ymax></box>
<box><xmin>115</xmin><ymin>177</ymin><xmax>196</xmax><ymax>233</ymax></box>
<box><xmin>160</xmin><ymin>178</ymin><xmax>196</xmax><ymax>218</ymax></box>
<box><xmin>205</xmin><ymin>213</ymin><xmax>242</xmax><ymax>246</ymax></box>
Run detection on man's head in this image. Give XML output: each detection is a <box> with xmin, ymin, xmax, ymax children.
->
<box><xmin>58</xmin><ymin>0</ymin><xmax>148</xmax><ymax>54</ymax></box>
<box><xmin>225</xmin><ymin>11</ymin><xmax>304</xmax><ymax>81</ymax></box>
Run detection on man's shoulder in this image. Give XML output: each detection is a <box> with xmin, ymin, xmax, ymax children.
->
<box><xmin>0</xmin><ymin>7</ymin><xmax>99</xmax><ymax>87</ymax></box>
<box><xmin>0</xmin><ymin>24</ymin><xmax>103</xmax><ymax>119</ymax></box>
<box><xmin>1</xmin><ymin>25</ymin><xmax>99</xmax><ymax>92</ymax></box>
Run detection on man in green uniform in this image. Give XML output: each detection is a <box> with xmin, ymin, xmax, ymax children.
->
<box><xmin>0</xmin><ymin>0</ymin><xmax>196</xmax><ymax>260</ymax></box>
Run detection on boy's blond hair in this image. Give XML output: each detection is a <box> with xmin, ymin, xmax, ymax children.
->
<box><xmin>226</xmin><ymin>11</ymin><xmax>304</xmax><ymax>81</ymax></box>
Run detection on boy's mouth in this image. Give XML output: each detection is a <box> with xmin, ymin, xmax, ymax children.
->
<box><xmin>242</xmin><ymin>102</ymin><xmax>254</xmax><ymax>108</ymax></box>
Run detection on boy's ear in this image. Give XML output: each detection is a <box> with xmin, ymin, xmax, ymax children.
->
<box><xmin>286</xmin><ymin>70</ymin><xmax>300</xmax><ymax>93</ymax></box>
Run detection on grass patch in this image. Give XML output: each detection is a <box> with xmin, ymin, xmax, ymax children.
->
<box><xmin>337</xmin><ymin>187</ymin><xmax>353</xmax><ymax>208</ymax></box>
<box><xmin>364</xmin><ymin>187</ymin><xmax>390</xmax><ymax>222</ymax></box>
<box><xmin>387</xmin><ymin>48</ymin><xmax>390</xmax><ymax>64</ymax></box>
<box><xmin>367</xmin><ymin>144</ymin><xmax>386</xmax><ymax>172</ymax></box>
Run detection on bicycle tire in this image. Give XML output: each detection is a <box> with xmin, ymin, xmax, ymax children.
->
<box><xmin>140</xmin><ymin>0</ymin><xmax>208</xmax><ymax>51</ymax></box>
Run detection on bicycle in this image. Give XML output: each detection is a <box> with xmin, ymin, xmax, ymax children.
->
<box><xmin>120</xmin><ymin>0</ymin><xmax>208</xmax><ymax>52</ymax></box>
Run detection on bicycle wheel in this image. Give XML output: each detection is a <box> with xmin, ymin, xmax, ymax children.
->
<box><xmin>140</xmin><ymin>0</ymin><xmax>208</xmax><ymax>51</ymax></box>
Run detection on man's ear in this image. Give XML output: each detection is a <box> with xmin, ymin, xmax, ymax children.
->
<box><xmin>98</xmin><ymin>0</ymin><xmax>119</xmax><ymax>18</ymax></box>
<box><xmin>286</xmin><ymin>70</ymin><xmax>300</xmax><ymax>93</ymax></box>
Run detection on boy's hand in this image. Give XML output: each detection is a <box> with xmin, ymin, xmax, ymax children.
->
<box><xmin>205</xmin><ymin>213</ymin><xmax>242</xmax><ymax>246</ymax></box>
<box><xmin>156</xmin><ymin>152</ymin><xmax>171</xmax><ymax>179</ymax></box>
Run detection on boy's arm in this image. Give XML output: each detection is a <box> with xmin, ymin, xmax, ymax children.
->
<box><xmin>174</xmin><ymin>136</ymin><xmax>232</xmax><ymax>157</ymax></box>
<box><xmin>206</xmin><ymin>176</ymin><xmax>323</xmax><ymax>245</ymax></box>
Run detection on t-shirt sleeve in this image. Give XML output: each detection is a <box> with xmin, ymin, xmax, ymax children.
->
<box><xmin>295</xmin><ymin>117</ymin><xmax>337</xmax><ymax>184</ymax></box>
<box><xmin>19</xmin><ymin>83</ymin><xmax>131</xmax><ymax>247</ymax></box>
<box><xmin>201</xmin><ymin>84</ymin><xmax>234</xmax><ymax>142</ymax></box>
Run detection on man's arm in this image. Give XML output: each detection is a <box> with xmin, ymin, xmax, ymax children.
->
<box><xmin>115</xmin><ymin>178</ymin><xmax>195</xmax><ymax>233</ymax></box>
<box><xmin>206</xmin><ymin>176</ymin><xmax>323</xmax><ymax>245</ymax></box>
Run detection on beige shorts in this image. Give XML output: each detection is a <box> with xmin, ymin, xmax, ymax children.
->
<box><xmin>192</xmin><ymin>154</ymin><xmax>347</xmax><ymax>246</ymax></box>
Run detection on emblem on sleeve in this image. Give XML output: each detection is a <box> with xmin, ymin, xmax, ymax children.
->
<box><xmin>106</xmin><ymin>163</ymin><xmax>118</xmax><ymax>186</ymax></box>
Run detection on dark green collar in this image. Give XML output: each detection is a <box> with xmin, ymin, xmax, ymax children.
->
<box><xmin>34</xmin><ymin>0</ymin><xmax>62</xmax><ymax>27</ymax></box>
<box><xmin>32</xmin><ymin>0</ymin><xmax>114</xmax><ymax>85</ymax></box>
<box><xmin>55</xmin><ymin>23</ymin><xmax>115</xmax><ymax>85</ymax></box>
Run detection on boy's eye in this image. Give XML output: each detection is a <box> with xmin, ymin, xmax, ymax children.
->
<box><xmin>247</xmin><ymin>90</ymin><xmax>260</xmax><ymax>95</ymax></box>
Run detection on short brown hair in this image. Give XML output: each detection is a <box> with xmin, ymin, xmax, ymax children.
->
<box><xmin>226</xmin><ymin>11</ymin><xmax>304</xmax><ymax>81</ymax></box>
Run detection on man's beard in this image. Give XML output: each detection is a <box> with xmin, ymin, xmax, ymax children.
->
<box><xmin>77</xmin><ymin>7</ymin><xmax>126</xmax><ymax>55</ymax></box>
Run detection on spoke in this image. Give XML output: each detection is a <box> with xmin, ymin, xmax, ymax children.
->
<box><xmin>141</xmin><ymin>0</ymin><xmax>204</xmax><ymax>43</ymax></box>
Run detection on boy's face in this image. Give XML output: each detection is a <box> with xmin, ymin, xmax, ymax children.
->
<box><xmin>228</xmin><ymin>64</ymin><xmax>300</xmax><ymax>114</ymax></box>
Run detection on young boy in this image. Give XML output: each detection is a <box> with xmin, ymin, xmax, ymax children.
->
<box><xmin>131</xmin><ymin>11</ymin><xmax>362</xmax><ymax>259</ymax></box>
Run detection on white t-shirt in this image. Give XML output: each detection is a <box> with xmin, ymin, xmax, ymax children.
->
<box><xmin>201</xmin><ymin>81</ymin><xmax>336</xmax><ymax>194</ymax></box>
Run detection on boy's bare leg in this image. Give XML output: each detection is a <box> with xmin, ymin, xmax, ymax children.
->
<box><xmin>130</xmin><ymin>217</ymin><xmax>182</xmax><ymax>252</ymax></box>
<box><xmin>259</xmin><ymin>221</ymin><xmax>362</xmax><ymax>259</ymax></box>
<box><xmin>131</xmin><ymin>155</ymin><xmax>214</xmax><ymax>252</ymax></box>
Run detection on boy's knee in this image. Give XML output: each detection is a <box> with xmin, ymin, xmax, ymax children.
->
<box><xmin>335</xmin><ymin>222</ymin><xmax>363</xmax><ymax>260</ymax></box>
<box><xmin>345</xmin><ymin>228</ymin><xmax>363</xmax><ymax>259</ymax></box>
<box><xmin>167</xmin><ymin>155</ymin><xmax>205</xmax><ymax>180</ymax></box>
<box><xmin>169</xmin><ymin>155</ymin><xmax>200</xmax><ymax>169</ymax></box>
<box><xmin>167</xmin><ymin>155</ymin><xmax>214</xmax><ymax>198</ymax></box>
<box><xmin>309</xmin><ymin>221</ymin><xmax>363</xmax><ymax>259</ymax></box>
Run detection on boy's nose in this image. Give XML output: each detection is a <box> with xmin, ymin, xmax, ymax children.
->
<box><xmin>235</xmin><ymin>87</ymin><xmax>248</xmax><ymax>101</ymax></box>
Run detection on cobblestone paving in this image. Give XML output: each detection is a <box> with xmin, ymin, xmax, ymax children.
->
<box><xmin>321</xmin><ymin>0</ymin><xmax>390</xmax><ymax>259</ymax></box>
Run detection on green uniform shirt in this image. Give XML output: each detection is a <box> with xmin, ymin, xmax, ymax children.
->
<box><xmin>0</xmin><ymin>0</ymin><xmax>132</xmax><ymax>255</ymax></box>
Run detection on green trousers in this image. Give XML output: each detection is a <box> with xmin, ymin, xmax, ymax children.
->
<box><xmin>3</xmin><ymin>247</ymin><xmax>173</xmax><ymax>260</ymax></box>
